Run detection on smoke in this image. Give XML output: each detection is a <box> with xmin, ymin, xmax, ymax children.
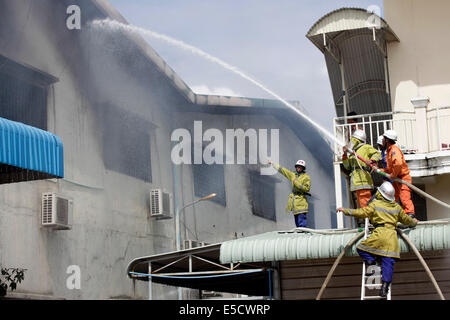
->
<box><xmin>90</xmin><ymin>18</ymin><xmax>344</xmax><ymax>152</ymax></box>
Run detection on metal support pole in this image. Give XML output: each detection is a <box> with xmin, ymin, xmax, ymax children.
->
<box><xmin>148</xmin><ymin>264</ymin><xmax>152</xmax><ymax>300</ymax></box>
<box><xmin>340</xmin><ymin>62</ymin><xmax>348</xmax><ymax>119</ymax></box>
<box><xmin>334</xmin><ymin>162</ymin><xmax>344</xmax><ymax>229</ymax></box>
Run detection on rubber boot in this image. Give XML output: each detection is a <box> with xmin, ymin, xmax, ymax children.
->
<box><xmin>380</xmin><ymin>281</ymin><xmax>390</xmax><ymax>298</ymax></box>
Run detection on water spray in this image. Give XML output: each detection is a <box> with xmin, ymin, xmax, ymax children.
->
<box><xmin>91</xmin><ymin>19</ymin><xmax>450</xmax><ymax>211</ymax></box>
<box><xmin>90</xmin><ymin>19</ymin><xmax>341</xmax><ymax>149</ymax></box>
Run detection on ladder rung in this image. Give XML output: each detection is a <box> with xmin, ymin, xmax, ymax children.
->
<box><xmin>365</xmin><ymin>284</ymin><xmax>382</xmax><ymax>289</ymax></box>
<box><xmin>362</xmin><ymin>295</ymin><xmax>386</xmax><ymax>300</ymax></box>
<box><xmin>364</xmin><ymin>274</ymin><xmax>381</xmax><ymax>278</ymax></box>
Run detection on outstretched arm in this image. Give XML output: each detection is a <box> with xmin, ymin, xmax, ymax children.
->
<box><xmin>336</xmin><ymin>206</ymin><xmax>374</xmax><ymax>219</ymax></box>
<box><xmin>268</xmin><ymin>160</ymin><xmax>295</xmax><ymax>181</ymax></box>
<box><xmin>398</xmin><ymin>208</ymin><xmax>418</xmax><ymax>227</ymax></box>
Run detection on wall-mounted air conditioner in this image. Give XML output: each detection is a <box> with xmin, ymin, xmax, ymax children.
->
<box><xmin>149</xmin><ymin>189</ymin><xmax>172</xmax><ymax>219</ymax></box>
<box><xmin>41</xmin><ymin>193</ymin><xmax>73</xmax><ymax>230</ymax></box>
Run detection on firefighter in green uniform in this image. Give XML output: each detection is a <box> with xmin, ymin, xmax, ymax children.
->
<box><xmin>342</xmin><ymin>129</ymin><xmax>382</xmax><ymax>209</ymax></box>
<box><xmin>268</xmin><ymin>160</ymin><xmax>311</xmax><ymax>227</ymax></box>
<box><xmin>336</xmin><ymin>181</ymin><xmax>418</xmax><ymax>297</ymax></box>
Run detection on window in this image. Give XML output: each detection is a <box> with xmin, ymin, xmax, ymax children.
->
<box><xmin>249</xmin><ymin>170</ymin><xmax>276</xmax><ymax>221</ymax></box>
<box><xmin>0</xmin><ymin>56</ymin><xmax>56</xmax><ymax>130</ymax></box>
<box><xmin>101</xmin><ymin>104</ymin><xmax>152</xmax><ymax>182</ymax></box>
<box><xmin>192</xmin><ymin>162</ymin><xmax>226</xmax><ymax>206</ymax></box>
<box><xmin>191</xmin><ymin>140</ymin><xmax>226</xmax><ymax>206</ymax></box>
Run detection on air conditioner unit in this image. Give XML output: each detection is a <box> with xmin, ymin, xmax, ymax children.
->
<box><xmin>41</xmin><ymin>193</ymin><xmax>73</xmax><ymax>230</ymax></box>
<box><xmin>149</xmin><ymin>189</ymin><xmax>172</xmax><ymax>219</ymax></box>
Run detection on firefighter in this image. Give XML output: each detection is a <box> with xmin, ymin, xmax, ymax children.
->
<box><xmin>380</xmin><ymin>130</ymin><xmax>416</xmax><ymax>218</ymax></box>
<box><xmin>268</xmin><ymin>159</ymin><xmax>311</xmax><ymax>227</ymax></box>
<box><xmin>342</xmin><ymin>129</ymin><xmax>381</xmax><ymax>208</ymax></box>
<box><xmin>336</xmin><ymin>181</ymin><xmax>419</xmax><ymax>297</ymax></box>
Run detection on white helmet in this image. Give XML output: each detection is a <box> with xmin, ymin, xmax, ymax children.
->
<box><xmin>383</xmin><ymin>129</ymin><xmax>397</xmax><ymax>141</ymax></box>
<box><xmin>295</xmin><ymin>160</ymin><xmax>306</xmax><ymax>168</ymax></box>
<box><xmin>377</xmin><ymin>181</ymin><xmax>396</xmax><ymax>202</ymax></box>
<box><xmin>377</xmin><ymin>135</ymin><xmax>384</xmax><ymax>146</ymax></box>
<box><xmin>352</xmin><ymin>129</ymin><xmax>366</xmax><ymax>143</ymax></box>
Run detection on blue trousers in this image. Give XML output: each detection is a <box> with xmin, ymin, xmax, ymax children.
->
<box><xmin>294</xmin><ymin>213</ymin><xmax>307</xmax><ymax>227</ymax></box>
<box><xmin>357</xmin><ymin>248</ymin><xmax>397</xmax><ymax>283</ymax></box>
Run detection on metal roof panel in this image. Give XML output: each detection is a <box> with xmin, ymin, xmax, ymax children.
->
<box><xmin>220</xmin><ymin>223</ymin><xmax>450</xmax><ymax>264</ymax></box>
<box><xmin>0</xmin><ymin>117</ymin><xmax>63</xmax><ymax>178</ymax></box>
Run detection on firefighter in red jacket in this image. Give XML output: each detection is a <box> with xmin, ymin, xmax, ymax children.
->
<box><xmin>380</xmin><ymin>130</ymin><xmax>415</xmax><ymax>218</ymax></box>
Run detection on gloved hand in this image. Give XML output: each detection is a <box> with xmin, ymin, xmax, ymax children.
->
<box><xmin>407</xmin><ymin>213</ymin><xmax>416</xmax><ymax>219</ymax></box>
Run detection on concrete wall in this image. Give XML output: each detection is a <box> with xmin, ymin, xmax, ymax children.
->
<box><xmin>384</xmin><ymin>0</ymin><xmax>450</xmax><ymax>221</ymax></box>
<box><xmin>0</xmin><ymin>0</ymin><xmax>336</xmax><ymax>299</ymax></box>
<box><xmin>425</xmin><ymin>174</ymin><xmax>450</xmax><ymax>220</ymax></box>
<box><xmin>385</xmin><ymin>0</ymin><xmax>450</xmax><ymax>111</ymax></box>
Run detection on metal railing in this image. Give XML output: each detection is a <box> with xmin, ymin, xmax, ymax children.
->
<box><xmin>427</xmin><ymin>106</ymin><xmax>450</xmax><ymax>152</ymax></box>
<box><xmin>333</xmin><ymin>107</ymin><xmax>450</xmax><ymax>159</ymax></box>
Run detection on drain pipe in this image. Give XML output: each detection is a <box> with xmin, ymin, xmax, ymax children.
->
<box><xmin>171</xmin><ymin>140</ymin><xmax>182</xmax><ymax>300</ymax></box>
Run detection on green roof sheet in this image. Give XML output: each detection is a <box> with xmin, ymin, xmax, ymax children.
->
<box><xmin>219</xmin><ymin>223</ymin><xmax>450</xmax><ymax>264</ymax></box>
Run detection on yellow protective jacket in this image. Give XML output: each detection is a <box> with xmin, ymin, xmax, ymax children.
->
<box><xmin>343</xmin><ymin>140</ymin><xmax>381</xmax><ymax>192</ymax></box>
<box><xmin>342</xmin><ymin>192</ymin><xmax>417</xmax><ymax>258</ymax></box>
<box><xmin>273</xmin><ymin>163</ymin><xmax>311</xmax><ymax>215</ymax></box>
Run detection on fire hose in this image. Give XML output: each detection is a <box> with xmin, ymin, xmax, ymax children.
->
<box><xmin>315</xmin><ymin>225</ymin><xmax>447</xmax><ymax>300</ymax></box>
<box><xmin>345</xmin><ymin>148</ymin><xmax>450</xmax><ymax>210</ymax></box>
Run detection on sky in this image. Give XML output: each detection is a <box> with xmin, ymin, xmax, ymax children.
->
<box><xmin>108</xmin><ymin>0</ymin><xmax>384</xmax><ymax>131</ymax></box>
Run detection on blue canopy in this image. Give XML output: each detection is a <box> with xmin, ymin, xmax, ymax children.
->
<box><xmin>0</xmin><ymin>117</ymin><xmax>63</xmax><ymax>183</ymax></box>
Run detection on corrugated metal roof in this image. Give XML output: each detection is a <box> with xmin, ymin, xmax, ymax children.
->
<box><xmin>220</xmin><ymin>223</ymin><xmax>450</xmax><ymax>264</ymax></box>
<box><xmin>306</xmin><ymin>7</ymin><xmax>399</xmax><ymax>43</ymax></box>
<box><xmin>306</xmin><ymin>8</ymin><xmax>398</xmax><ymax>117</ymax></box>
<box><xmin>0</xmin><ymin>117</ymin><xmax>64</xmax><ymax>178</ymax></box>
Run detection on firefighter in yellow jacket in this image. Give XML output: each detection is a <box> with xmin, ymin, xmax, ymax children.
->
<box><xmin>268</xmin><ymin>160</ymin><xmax>311</xmax><ymax>227</ymax></box>
<box><xmin>342</xmin><ymin>129</ymin><xmax>381</xmax><ymax>208</ymax></box>
<box><xmin>336</xmin><ymin>181</ymin><xmax>418</xmax><ymax>297</ymax></box>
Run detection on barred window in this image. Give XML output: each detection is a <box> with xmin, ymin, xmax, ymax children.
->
<box><xmin>0</xmin><ymin>56</ymin><xmax>56</xmax><ymax>130</ymax></box>
<box><xmin>191</xmin><ymin>140</ymin><xmax>226</xmax><ymax>206</ymax></box>
<box><xmin>249</xmin><ymin>171</ymin><xmax>276</xmax><ymax>221</ymax></box>
<box><xmin>192</xmin><ymin>162</ymin><xmax>226</xmax><ymax>206</ymax></box>
<box><xmin>101</xmin><ymin>104</ymin><xmax>152</xmax><ymax>182</ymax></box>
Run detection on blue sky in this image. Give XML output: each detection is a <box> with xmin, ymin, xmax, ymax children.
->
<box><xmin>108</xmin><ymin>0</ymin><xmax>383</xmax><ymax>131</ymax></box>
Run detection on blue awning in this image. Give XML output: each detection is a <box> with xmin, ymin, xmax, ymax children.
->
<box><xmin>0</xmin><ymin>117</ymin><xmax>63</xmax><ymax>183</ymax></box>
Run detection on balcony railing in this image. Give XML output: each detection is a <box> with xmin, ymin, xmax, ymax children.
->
<box><xmin>333</xmin><ymin>107</ymin><xmax>450</xmax><ymax>161</ymax></box>
<box><xmin>427</xmin><ymin>106</ymin><xmax>450</xmax><ymax>152</ymax></box>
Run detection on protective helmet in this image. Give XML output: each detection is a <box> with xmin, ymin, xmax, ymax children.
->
<box><xmin>377</xmin><ymin>135</ymin><xmax>384</xmax><ymax>146</ymax></box>
<box><xmin>352</xmin><ymin>129</ymin><xmax>366</xmax><ymax>143</ymax></box>
<box><xmin>295</xmin><ymin>160</ymin><xmax>306</xmax><ymax>168</ymax></box>
<box><xmin>383</xmin><ymin>129</ymin><xmax>398</xmax><ymax>141</ymax></box>
<box><xmin>377</xmin><ymin>181</ymin><xmax>396</xmax><ymax>202</ymax></box>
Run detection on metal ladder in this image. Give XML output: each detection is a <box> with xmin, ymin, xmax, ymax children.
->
<box><xmin>360</xmin><ymin>218</ymin><xmax>391</xmax><ymax>300</ymax></box>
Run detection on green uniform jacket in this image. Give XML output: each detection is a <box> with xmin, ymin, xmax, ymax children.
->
<box><xmin>343</xmin><ymin>143</ymin><xmax>381</xmax><ymax>192</ymax></box>
<box><xmin>273</xmin><ymin>163</ymin><xmax>311</xmax><ymax>215</ymax></box>
<box><xmin>342</xmin><ymin>193</ymin><xmax>417</xmax><ymax>258</ymax></box>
